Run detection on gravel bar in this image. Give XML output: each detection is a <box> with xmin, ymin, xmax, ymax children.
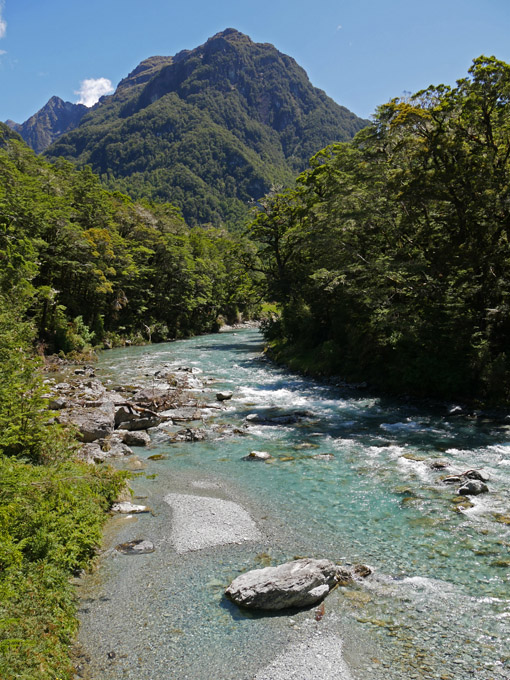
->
<box><xmin>254</xmin><ymin>633</ymin><xmax>354</xmax><ymax>680</ymax></box>
<box><xmin>163</xmin><ymin>492</ymin><xmax>261</xmax><ymax>552</ymax></box>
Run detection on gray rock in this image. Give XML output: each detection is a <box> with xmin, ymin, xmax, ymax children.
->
<box><xmin>111</xmin><ymin>501</ymin><xmax>150</xmax><ymax>514</ymax></box>
<box><xmin>458</xmin><ymin>480</ymin><xmax>489</xmax><ymax>495</ymax></box>
<box><xmin>162</xmin><ymin>407</ymin><xmax>203</xmax><ymax>422</ymax></box>
<box><xmin>225</xmin><ymin>558</ymin><xmax>343</xmax><ymax>610</ymax></box>
<box><xmin>49</xmin><ymin>396</ymin><xmax>67</xmax><ymax>410</ymax></box>
<box><xmin>312</xmin><ymin>453</ymin><xmax>335</xmax><ymax>461</ymax></box>
<box><xmin>133</xmin><ymin>386</ymin><xmax>171</xmax><ymax>404</ymax></box>
<box><xmin>118</xmin><ymin>416</ymin><xmax>161</xmax><ymax>431</ymax></box>
<box><xmin>78</xmin><ymin>442</ymin><xmax>109</xmax><ymax>464</ymax></box>
<box><xmin>62</xmin><ymin>401</ymin><xmax>115</xmax><ymax>442</ymax></box>
<box><xmin>123</xmin><ymin>430</ymin><xmax>151</xmax><ymax>447</ymax></box>
<box><xmin>107</xmin><ymin>441</ymin><xmax>133</xmax><ymax>457</ymax></box>
<box><xmin>243</xmin><ymin>450</ymin><xmax>272</xmax><ymax>461</ymax></box>
<box><xmin>216</xmin><ymin>391</ymin><xmax>233</xmax><ymax>401</ymax></box>
<box><xmin>115</xmin><ymin>405</ymin><xmax>161</xmax><ymax>430</ymax></box>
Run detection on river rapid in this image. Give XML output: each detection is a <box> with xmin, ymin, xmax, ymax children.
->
<box><xmin>75</xmin><ymin>328</ymin><xmax>510</xmax><ymax>680</ymax></box>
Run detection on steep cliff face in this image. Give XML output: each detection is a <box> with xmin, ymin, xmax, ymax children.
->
<box><xmin>6</xmin><ymin>97</ymin><xmax>87</xmax><ymax>153</ymax></box>
<box><xmin>45</xmin><ymin>29</ymin><xmax>367</xmax><ymax>227</ymax></box>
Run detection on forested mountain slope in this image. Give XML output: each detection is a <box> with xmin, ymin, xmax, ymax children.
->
<box><xmin>45</xmin><ymin>29</ymin><xmax>367</xmax><ymax>227</ymax></box>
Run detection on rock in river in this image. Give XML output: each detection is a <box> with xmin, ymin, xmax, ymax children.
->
<box><xmin>225</xmin><ymin>558</ymin><xmax>345</xmax><ymax>610</ymax></box>
<box><xmin>458</xmin><ymin>480</ymin><xmax>489</xmax><ymax>496</ymax></box>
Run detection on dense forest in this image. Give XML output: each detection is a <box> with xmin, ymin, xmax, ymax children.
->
<box><xmin>251</xmin><ymin>56</ymin><xmax>510</xmax><ymax>405</ymax></box>
<box><xmin>0</xmin><ymin>122</ymin><xmax>259</xmax><ymax>354</ymax></box>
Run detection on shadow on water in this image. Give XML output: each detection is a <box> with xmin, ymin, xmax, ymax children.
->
<box><xmin>219</xmin><ymin>595</ymin><xmax>320</xmax><ymax>621</ymax></box>
<box><xmin>195</xmin><ymin>342</ymin><xmax>263</xmax><ymax>354</ymax></box>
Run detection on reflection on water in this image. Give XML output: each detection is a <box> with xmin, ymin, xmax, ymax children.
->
<box><xmin>81</xmin><ymin>329</ymin><xmax>510</xmax><ymax>680</ymax></box>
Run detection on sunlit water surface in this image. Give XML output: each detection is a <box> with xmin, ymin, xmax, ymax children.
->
<box><xmin>76</xmin><ymin>329</ymin><xmax>510</xmax><ymax>680</ymax></box>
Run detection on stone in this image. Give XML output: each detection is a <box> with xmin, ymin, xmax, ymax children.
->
<box><xmin>78</xmin><ymin>442</ymin><xmax>109</xmax><ymax>464</ymax></box>
<box><xmin>62</xmin><ymin>401</ymin><xmax>115</xmax><ymax>442</ymax></box>
<box><xmin>225</xmin><ymin>558</ymin><xmax>344</xmax><ymax>610</ymax></box>
<box><xmin>170</xmin><ymin>428</ymin><xmax>207</xmax><ymax>442</ymax></box>
<box><xmin>111</xmin><ymin>501</ymin><xmax>150</xmax><ymax>513</ymax></box>
<box><xmin>216</xmin><ymin>391</ymin><xmax>233</xmax><ymax>401</ymax></box>
<box><xmin>312</xmin><ymin>453</ymin><xmax>335</xmax><ymax>461</ymax></box>
<box><xmin>464</xmin><ymin>469</ymin><xmax>490</xmax><ymax>482</ymax></box>
<box><xmin>123</xmin><ymin>430</ymin><xmax>151</xmax><ymax>447</ymax></box>
<box><xmin>116</xmin><ymin>539</ymin><xmax>155</xmax><ymax>554</ymax></box>
<box><xmin>115</xmin><ymin>404</ymin><xmax>161</xmax><ymax>430</ymax></box>
<box><xmin>48</xmin><ymin>396</ymin><xmax>67</xmax><ymax>410</ymax></box>
<box><xmin>133</xmin><ymin>386</ymin><xmax>171</xmax><ymax>404</ymax></box>
<box><xmin>161</xmin><ymin>407</ymin><xmax>203</xmax><ymax>422</ymax></box>
<box><xmin>458</xmin><ymin>480</ymin><xmax>489</xmax><ymax>496</ymax></box>
<box><xmin>243</xmin><ymin>450</ymin><xmax>272</xmax><ymax>461</ymax></box>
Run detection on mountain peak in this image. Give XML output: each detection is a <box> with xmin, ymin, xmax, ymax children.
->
<box><xmin>45</xmin><ymin>30</ymin><xmax>367</xmax><ymax>226</ymax></box>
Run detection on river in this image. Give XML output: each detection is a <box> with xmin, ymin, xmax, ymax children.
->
<box><xmin>75</xmin><ymin>328</ymin><xmax>510</xmax><ymax>680</ymax></box>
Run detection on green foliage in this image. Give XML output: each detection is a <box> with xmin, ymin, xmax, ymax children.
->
<box><xmin>44</xmin><ymin>29</ymin><xmax>366</xmax><ymax>228</ymax></box>
<box><xmin>0</xmin><ymin>122</ymin><xmax>260</xmax><ymax>352</ymax></box>
<box><xmin>0</xmin><ymin>297</ymin><xmax>127</xmax><ymax>680</ymax></box>
<box><xmin>251</xmin><ymin>56</ymin><xmax>510</xmax><ymax>405</ymax></box>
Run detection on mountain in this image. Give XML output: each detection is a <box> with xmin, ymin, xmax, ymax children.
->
<box><xmin>6</xmin><ymin>96</ymin><xmax>87</xmax><ymax>154</ymax></box>
<box><xmin>45</xmin><ymin>29</ymin><xmax>367</xmax><ymax>227</ymax></box>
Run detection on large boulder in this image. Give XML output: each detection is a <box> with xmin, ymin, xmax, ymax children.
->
<box><xmin>61</xmin><ymin>402</ymin><xmax>115</xmax><ymax>442</ymax></box>
<box><xmin>225</xmin><ymin>558</ymin><xmax>346</xmax><ymax>610</ymax></box>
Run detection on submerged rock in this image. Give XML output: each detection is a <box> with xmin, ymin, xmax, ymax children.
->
<box><xmin>116</xmin><ymin>539</ymin><xmax>155</xmax><ymax>554</ymax></box>
<box><xmin>225</xmin><ymin>558</ymin><xmax>344</xmax><ymax>610</ymax></box>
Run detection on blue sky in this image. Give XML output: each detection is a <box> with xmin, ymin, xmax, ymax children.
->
<box><xmin>1</xmin><ymin>0</ymin><xmax>509</xmax><ymax>124</ymax></box>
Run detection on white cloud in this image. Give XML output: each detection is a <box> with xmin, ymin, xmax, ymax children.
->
<box><xmin>0</xmin><ymin>49</ymin><xmax>6</xmax><ymax>56</ymax></box>
<box><xmin>0</xmin><ymin>1</ymin><xmax>6</xmax><ymax>39</ymax></box>
<box><xmin>336</xmin><ymin>24</ymin><xmax>342</xmax><ymax>31</ymax></box>
<box><xmin>74</xmin><ymin>77</ymin><xmax>114</xmax><ymax>107</ymax></box>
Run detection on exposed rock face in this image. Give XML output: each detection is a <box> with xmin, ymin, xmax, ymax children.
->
<box><xmin>225</xmin><ymin>558</ymin><xmax>345</xmax><ymax>610</ymax></box>
<box><xmin>6</xmin><ymin>96</ymin><xmax>87</xmax><ymax>153</ymax></box>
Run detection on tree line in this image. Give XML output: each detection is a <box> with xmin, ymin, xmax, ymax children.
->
<box><xmin>250</xmin><ymin>57</ymin><xmax>510</xmax><ymax>405</ymax></box>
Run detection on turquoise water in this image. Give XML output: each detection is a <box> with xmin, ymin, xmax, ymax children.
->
<box><xmin>79</xmin><ymin>329</ymin><xmax>510</xmax><ymax>680</ymax></box>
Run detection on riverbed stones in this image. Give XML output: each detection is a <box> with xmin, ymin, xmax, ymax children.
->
<box><xmin>225</xmin><ymin>558</ymin><xmax>344</xmax><ymax>610</ymax></box>
<box><xmin>254</xmin><ymin>634</ymin><xmax>354</xmax><ymax>680</ymax></box>
<box><xmin>163</xmin><ymin>493</ymin><xmax>261</xmax><ymax>553</ymax></box>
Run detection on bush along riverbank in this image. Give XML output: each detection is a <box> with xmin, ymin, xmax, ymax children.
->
<box><xmin>0</xmin><ymin>302</ymin><xmax>127</xmax><ymax>680</ymax></box>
